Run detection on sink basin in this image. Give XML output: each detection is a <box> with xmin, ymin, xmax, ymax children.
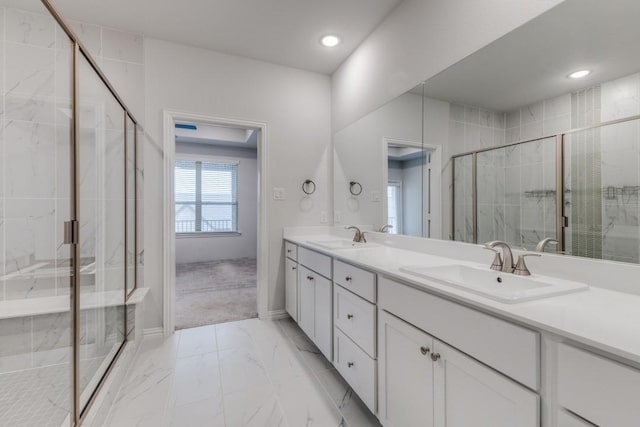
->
<box><xmin>307</xmin><ymin>239</ymin><xmax>376</xmax><ymax>250</ymax></box>
<box><xmin>399</xmin><ymin>264</ymin><xmax>589</xmax><ymax>303</ymax></box>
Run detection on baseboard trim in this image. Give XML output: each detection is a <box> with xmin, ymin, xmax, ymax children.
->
<box><xmin>264</xmin><ymin>309</ymin><xmax>289</xmax><ymax>320</ymax></box>
<box><xmin>144</xmin><ymin>327</ymin><xmax>164</xmax><ymax>336</ymax></box>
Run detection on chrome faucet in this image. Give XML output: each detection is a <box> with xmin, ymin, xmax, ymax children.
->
<box><xmin>536</xmin><ymin>237</ymin><xmax>559</xmax><ymax>253</ymax></box>
<box><xmin>346</xmin><ymin>226</ymin><xmax>366</xmax><ymax>243</ymax></box>
<box><xmin>378</xmin><ymin>224</ymin><xmax>393</xmax><ymax>233</ymax></box>
<box><xmin>513</xmin><ymin>253</ymin><xmax>541</xmax><ymax>276</ymax></box>
<box><xmin>484</xmin><ymin>241</ymin><xmax>515</xmax><ymax>273</ymax></box>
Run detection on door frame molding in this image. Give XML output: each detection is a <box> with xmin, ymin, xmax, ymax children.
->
<box><xmin>162</xmin><ymin>109</ymin><xmax>269</xmax><ymax>335</ymax></box>
<box><xmin>382</xmin><ymin>137</ymin><xmax>442</xmax><ymax>238</ymax></box>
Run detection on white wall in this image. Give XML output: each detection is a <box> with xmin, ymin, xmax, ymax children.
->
<box><xmin>334</xmin><ymin>92</ymin><xmax>423</xmax><ymax>228</ymax></box>
<box><xmin>143</xmin><ymin>38</ymin><xmax>332</xmax><ymax>327</ymax></box>
<box><xmin>175</xmin><ymin>142</ymin><xmax>258</xmax><ymax>264</ymax></box>
<box><xmin>331</xmin><ymin>0</ymin><xmax>564</xmax><ymax>132</ymax></box>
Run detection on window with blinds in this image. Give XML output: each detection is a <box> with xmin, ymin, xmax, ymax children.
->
<box><xmin>175</xmin><ymin>159</ymin><xmax>238</xmax><ymax>233</ymax></box>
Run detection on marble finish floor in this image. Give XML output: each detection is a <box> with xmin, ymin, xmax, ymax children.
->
<box><xmin>104</xmin><ymin>317</ymin><xmax>381</xmax><ymax>427</ymax></box>
<box><xmin>175</xmin><ymin>258</ymin><xmax>257</xmax><ymax>330</ymax></box>
<box><xmin>0</xmin><ymin>356</ymin><xmax>105</xmax><ymax>427</ymax></box>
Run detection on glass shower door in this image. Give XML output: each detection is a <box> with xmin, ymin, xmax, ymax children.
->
<box><xmin>0</xmin><ymin>1</ymin><xmax>74</xmax><ymax>425</ymax></box>
<box><xmin>77</xmin><ymin>53</ymin><xmax>126</xmax><ymax>412</ymax></box>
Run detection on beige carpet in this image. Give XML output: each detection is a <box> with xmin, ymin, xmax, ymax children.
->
<box><xmin>175</xmin><ymin>258</ymin><xmax>257</xmax><ymax>330</ymax></box>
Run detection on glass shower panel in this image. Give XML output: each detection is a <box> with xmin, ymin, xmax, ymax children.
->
<box><xmin>126</xmin><ymin>115</ymin><xmax>136</xmax><ymax>297</ymax></box>
<box><xmin>564</xmin><ymin>119</ymin><xmax>640</xmax><ymax>263</ymax></box>
<box><xmin>77</xmin><ymin>54</ymin><xmax>126</xmax><ymax>411</ymax></box>
<box><xmin>452</xmin><ymin>154</ymin><xmax>474</xmax><ymax>242</ymax></box>
<box><xmin>0</xmin><ymin>1</ymin><xmax>73</xmax><ymax>425</ymax></box>
<box><xmin>476</xmin><ymin>137</ymin><xmax>557</xmax><ymax>249</ymax></box>
<box><xmin>477</xmin><ymin>148</ymin><xmax>507</xmax><ymax>244</ymax></box>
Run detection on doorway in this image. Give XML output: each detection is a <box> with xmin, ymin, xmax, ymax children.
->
<box><xmin>162</xmin><ymin>112</ymin><xmax>269</xmax><ymax>335</ymax></box>
<box><xmin>383</xmin><ymin>137</ymin><xmax>442</xmax><ymax>238</ymax></box>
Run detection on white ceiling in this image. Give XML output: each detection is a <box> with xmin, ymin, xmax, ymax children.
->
<box><xmin>175</xmin><ymin>123</ymin><xmax>258</xmax><ymax>149</ymax></box>
<box><xmin>49</xmin><ymin>0</ymin><xmax>402</xmax><ymax>74</ymax></box>
<box><xmin>420</xmin><ymin>0</ymin><xmax>640</xmax><ymax>112</ymax></box>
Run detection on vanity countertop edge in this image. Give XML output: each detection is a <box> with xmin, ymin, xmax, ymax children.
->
<box><xmin>284</xmin><ymin>234</ymin><xmax>640</xmax><ymax>367</ymax></box>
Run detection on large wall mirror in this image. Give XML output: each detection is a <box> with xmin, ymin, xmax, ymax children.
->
<box><xmin>333</xmin><ymin>0</ymin><xmax>640</xmax><ymax>264</ymax></box>
<box><xmin>334</xmin><ymin>85</ymin><xmax>444</xmax><ymax>238</ymax></box>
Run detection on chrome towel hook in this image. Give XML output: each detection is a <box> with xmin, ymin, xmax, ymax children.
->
<box><xmin>302</xmin><ymin>179</ymin><xmax>316</xmax><ymax>195</ymax></box>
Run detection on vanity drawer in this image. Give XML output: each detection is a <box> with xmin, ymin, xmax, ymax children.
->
<box><xmin>334</xmin><ymin>285</ymin><xmax>376</xmax><ymax>358</ymax></box>
<box><xmin>334</xmin><ymin>259</ymin><xmax>376</xmax><ymax>303</ymax></box>
<box><xmin>298</xmin><ymin>247</ymin><xmax>331</xmax><ymax>278</ymax></box>
<box><xmin>285</xmin><ymin>241</ymin><xmax>297</xmax><ymax>261</ymax></box>
<box><xmin>334</xmin><ymin>328</ymin><xmax>376</xmax><ymax>413</ymax></box>
<box><xmin>558</xmin><ymin>343</ymin><xmax>640</xmax><ymax>427</ymax></box>
<box><xmin>379</xmin><ymin>275</ymin><xmax>540</xmax><ymax>390</ymax></box>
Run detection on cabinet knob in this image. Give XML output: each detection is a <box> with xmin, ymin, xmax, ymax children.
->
<box><xmin>345</xmin><ymin>276</ymin><xmax>352</xmax><ymax>282</ymax></box>
<box><xmin>347</xmin><ymin>362</ymin><xmax>354</xmax><ymax>368</ymax></box>
<box><xmin>430</xmin><ymin>353</ymin><xmax>441</xmax><ymax>362</ymax></box>
<box><xmin>307</xmin><ymin>275</ymin><xmax>314</xmax><ymax>280</ymax></box>
<box><xmin>292</xmin><ymin>266</ymin><xmax>296</xmax><ymax>270</ymax></box>
<box><xmin>420</xmin><ymin>346</ymin><xmax>430</xmax><ymax>355</ymax></box>
<box><xmin>347</xmin><ymin>314</ymin><xmax>354</xmax><ymax>320</ymax></box>
<box><xmin>287</xmin><ymin>249</ymin><xmax>291</xmax><ymax>253</ymax></box>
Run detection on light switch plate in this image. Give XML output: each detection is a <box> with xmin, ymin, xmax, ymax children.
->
<box><xmin>320</xmin><ymin>211</ymin><xmax>328</xmax><ymax>223</ymax></box>
<box><xmin>371</xmin><ymin>191</ymin><xmax>381</xmax><ymax>202</ymax></box>
<box><xmin>273</xmin><ymin>187</ymin><xmax>286</xmax><ymax>200</ymax></box>
<box><xmin>334</xmin><ymin>210</ymin><xmax>342</xmax><ymax>223</ymax></box>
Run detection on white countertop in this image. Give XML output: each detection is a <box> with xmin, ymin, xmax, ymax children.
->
<box><xmin>285</xmin><ymin>234</ymin><xmax>640</xmax><ymax>366</ymax></box>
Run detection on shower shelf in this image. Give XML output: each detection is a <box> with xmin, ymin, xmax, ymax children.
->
<box><xmin>0</xmin><ymin>287</ymin><xmax>149</xmax><ymax>320</ymax></box>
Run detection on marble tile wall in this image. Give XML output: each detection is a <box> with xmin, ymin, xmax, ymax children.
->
<box><xmin>448</xmin><ymin>103</ymin><xmax>506</xmax><ymax>156</ymax></box>
<box><xmin>0</xmin><ymin>4</ymin><xmax>145</xmax><ymax>300</ymax></box>
<box><xmin>505</xmin><ymin>93</ymin><xmax>572</xmax><ymax>143</ymax></box>
<box><xmin>453</xmin><ymin>154</ymin><xmax>474</xmax><ymax>242</ymax></box>
<box><xmin>450</xmin><ymin>103</ymin><xmax>506</xmax><ymax>242</ymax></box>
<box><xmin>0</xmin><ymin>0</ymin><xmax>145</xmax><ymax>396</ymax></box>
<box><xmin>454</xmin><ymin>71</ymin><xmax>640</xmax><ymax>259</ymax></box>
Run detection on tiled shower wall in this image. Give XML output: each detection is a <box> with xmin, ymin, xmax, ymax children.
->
<box><xmin>0</xmin><ymin>3</ymin><xmax>145</xmax><ymax>371</ymax></box>
<box><xmin>0</xmin><ymin>5</ymin><xmax>145</xmax><ymax>301</ymax></box>
<box><xmin>452</xmin><ymin>71</ymin><xmax>640</xmax><ymax>260</ymax></box>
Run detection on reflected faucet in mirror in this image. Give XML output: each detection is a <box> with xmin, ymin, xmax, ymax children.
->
<box><xmin>346</xmin><ymin>226</ymin><xmax>367</xmax><ymax>243</ymax></box>
<box><xmin>536</xmin><ymin>238</ymin><xmax>559</xmax><ymax>253</ymax></box>
<box><xmin>377</xmin><ymin>224</ymin><xmax>393</xmax><ymax>233</ymax></box>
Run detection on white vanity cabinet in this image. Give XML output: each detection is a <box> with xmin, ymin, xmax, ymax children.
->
<box><xmin>557</xmin><ymin>343</ymin><xmax>640</xmax><ymax>427</ymax></box>
<box><xmin>285</xmin><ymin>241</ymin><xmax>299</xmax><ymax>321</ymax></box>
<box><xmin>378</xmin><ymin>309</ymin><xmax>539</xmax><ymax>427</ymax></box>
<box><xmin>432</xmin><ymin>339</ymin><xmax>539</xmax><ymax>427</ymax></box>
<box><xmin>285</xmin><ymin>257</ymin><xmax>298</xmax><ymax>321</ymax></box>
<box><xmin>333</xmin><ymin>260</ymin><xmax>378</xmax><ymax>412</ymax></box>
<box><xmin>378</xmin><ymin>310</ymin><xmax>435</xmax><ymax>427</ymax></box>
<box><xmin>296</xmin><ymin>247</ymin><xmax>333</xmax><ymax>360</ymax></box>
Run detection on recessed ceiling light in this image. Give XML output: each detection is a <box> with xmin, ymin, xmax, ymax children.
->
<box><xmin>320</xmin><ymin>35</ymin><xmax>341</xmax><ymax>48</ymax></box>
<box><xmin>568</xmin><ymin>70</ymin><xmax>591</xmax><ymax>79</ymax></box>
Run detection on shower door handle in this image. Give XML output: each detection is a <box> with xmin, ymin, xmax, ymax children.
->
<box><xmin>64</xmin><ymin>220</ymin><xmax>79</xmax><ymax>245</ymax></box>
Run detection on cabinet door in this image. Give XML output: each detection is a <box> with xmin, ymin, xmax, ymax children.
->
<box><xmin>433</xmin><ymin>339</ymin><xmax>539</xmax><ymax>427</ymax></box>
<box><xmin>285</xmin><ymin>258</ymin><xmax>298</xmax><ymax>321</ymax></box>
<box><xmin>298</xmin><ymin>266</ymin><xmax>315</xmax><ymax>338</ymax></box>
<box><xmin>314</xmin><ymin>273</ymin><xmax>332</xmax><ymax>360</ymax></box>
<box><xmin>378</xmin><ymin>310</ymin><xmax>435</xmax><ymax>427</ymax></box>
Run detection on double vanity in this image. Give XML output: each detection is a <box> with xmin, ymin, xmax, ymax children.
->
<box><xmin>283</xmin><ymin>230</ymin><xmax>640</xmax><ymax>427</ymax></box>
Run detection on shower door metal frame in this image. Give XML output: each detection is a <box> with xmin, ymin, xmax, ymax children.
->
<box><xmin>451</xmin><ymin>112</ymin><xmax>640</xmax><ymax>253</ymax></box>
<box><xmin>39</xmin><ymin>0</ymin><xmax>140</xmax><ymax>425</ymax></box>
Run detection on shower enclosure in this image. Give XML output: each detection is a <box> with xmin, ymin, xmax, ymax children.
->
<box><xmin>452</xmin><ymin>114</ymin><xmax>640</xmax><ymax>264</ymax></box>
<box><xmin>0</xmin><ymin>1</ymin><xmax>139</xmax><ymax>426</ymax></box>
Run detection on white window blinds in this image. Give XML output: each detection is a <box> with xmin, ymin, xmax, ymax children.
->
<box><xmin>175</xmin><ymin>159</ymin><xmax>238</xmax><ymax>233</ymax></box>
